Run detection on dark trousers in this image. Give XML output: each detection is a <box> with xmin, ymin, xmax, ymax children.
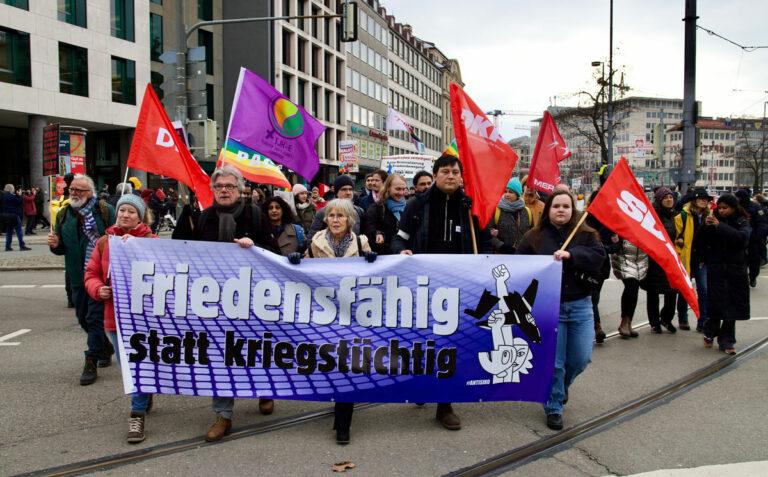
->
<box><xmin>620</xmin><ymin>279</ymin><xmax>641</xmax><ymax>318</ymax></box>
<box><xmin>647</xmin><ymin>290</ymin><xmax>676</xmax><ymax>328</ymax></box>
<box><xmin>36</xmin><ymin>213</ymin><xmax>50</xmax><ymax>229</ymax></box>
<box><xmin>704</xmin><ymin>318</ymin><xmax>736</xmax><ymax>349</ymax></box>
<box><xmin>748</xmin><ymin>257</ymin><xmax>761</xmax><ymax>282</ymax></box>
<box><xmin>590</xmin><ymin>280</ymin><xmax>604</xmax><ymax>325</ymax></box>
<box><xmin>334</xmin><ymin>402</ymin><xmax>354</xmax><ymax>431</ymax></box>
<box><xmin>4</xmin><ymin>216</ymin><xmax>25</xmax><ymax>249</ymax></box>
<box><xmin>72</xmin><ymin>287</ymin><xmax>109</xmax><ymax>359</ymax></box>
<box><xmin>24</xmin><ymin>215</ymin><xmax>36</xmax><ymax>234</ymax></box>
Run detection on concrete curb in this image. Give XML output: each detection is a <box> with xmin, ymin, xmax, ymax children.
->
<box><xmin>0</xmin><ymin>266</ymin><xmax>65</xmax><ymax>271</ymax></box>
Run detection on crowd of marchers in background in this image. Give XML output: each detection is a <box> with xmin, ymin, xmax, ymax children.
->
<box><xmin>9</xmin><ymin>153</ymin><xmax>763</xmax><ymax>446</ymax></box>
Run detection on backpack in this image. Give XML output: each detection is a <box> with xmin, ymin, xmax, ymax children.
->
<box><xmin>292</xmin><ymin>223</ymin><xmax>305</xmax><ymax>250</ymax></box>
<box><xmin>494</xmin><ymin>206</ymin><xmax>533</xmax><ymax>228</ymax></box>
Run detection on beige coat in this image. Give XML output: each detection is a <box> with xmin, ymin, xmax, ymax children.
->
<box><xmin>306</xmin><ymin>231</ymin><xmax>371</xmax><ymax>258</ymax></box>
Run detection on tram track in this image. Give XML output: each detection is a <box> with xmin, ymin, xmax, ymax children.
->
<box><xmin>18</xmin><ymin>320</ymin><xmax>764</xmax><ymax>477</ymax></box>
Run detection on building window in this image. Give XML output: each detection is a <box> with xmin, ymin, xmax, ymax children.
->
<box><xmin>150</xmin><ymin>0</ymin><xmax>162</xmax><ymax>4</ymax></box>
<box><xmin>206</xmin><ymin>83</ymin><xmax>214</xmax><ymax>119</ymax></box>
<box><xmin>111</xmin><ymin>56</ymin><xmax>135</xmax><ymax>104</ymax></box>
<box><xmin>58</xmin><ymin>0</ymin><xmax>87</xmax><ymax>28</ymax></box>
<box><xmin>198</xmin><ymin>0</ymin><xmax>212</xmax><ymax>21</ymax></box>
<box><xmin>111</xmin><ymin>0</ymin><xmax>134</xmax><ymax>41</ymax></box>
<box><xmin>2</xmin><ymin>0</ymin><xmax>29</xmax><ymax>10</ymax></box>
<box><xmin>59</xmin><ymin>42</ymin><xmax>88</xmax><ymax>96</ymax></box>
<box><xmin>150</xmin><ymin>13</ymin><xmax>163</xmax><ymax>61</ymax></box>
<box><xmin>198</xmin><ymin>30</ymin><xmax>213</xmax><ymax>75</ymax></box>
<box><xmin>0</xmin><ymin>27</ymin><xmax>31</xmax><ymax>87</ymax></box>
<box><xmin>151</xmin><ymin>71</ymin><xmax>163</xmax><ymax>99</ymax></box>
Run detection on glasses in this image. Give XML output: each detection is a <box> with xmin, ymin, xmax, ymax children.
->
<box><xmin>68</xmin><ymin>187</ymin><xmax>90</xmax><ymax>194</ymax></box>
<box><xmin>213</xmin><ymin>184</ymin><xmax>238</xmax><ymax>191</ymax></box>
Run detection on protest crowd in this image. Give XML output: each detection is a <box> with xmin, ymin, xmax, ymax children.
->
<box><xmin>10</xmin><ymin>78</ymin><xmax>763</xmax><ymax>448</ymax></box>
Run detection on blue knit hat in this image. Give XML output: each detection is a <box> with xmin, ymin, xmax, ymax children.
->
<box><xmin>506</xmin><ymin>177</ymin><xmax>523</xmax><ymax>197</ymax></box>
<box><xmin>116</xmin><ymin>193</ymin><xmax>146</xmax><ymax>218</ymax></box>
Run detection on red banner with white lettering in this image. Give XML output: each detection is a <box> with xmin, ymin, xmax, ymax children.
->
<box><xmin>528</xmin><ymin>111</ymin><xmax>571</xmax><ymax>193</ymax></box>
<box><xmin>450</xmin><ymin>83</ymin><xmax>519</xmax><ymax>228</ymax></box>
<box><xmin>127</xmin><ymin>84</ymin><xmax>213</xmax><ymax>209</ymax></box>
<box><xmin>587</xmin><ymin>158</ymin><xmax>699</xmax><ymax>317</ymax></box>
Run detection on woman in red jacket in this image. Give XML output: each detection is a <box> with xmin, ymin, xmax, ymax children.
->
<box><xmin>85</xmin><ymin>194</ymin><xmax>156</xmax><ymax>444</ymax></box>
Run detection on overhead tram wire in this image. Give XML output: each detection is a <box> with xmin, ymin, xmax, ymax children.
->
<box><xmin>696</xmin><ymin>25</ymin><xmax>768</xmax><ymax>52</ymax></box>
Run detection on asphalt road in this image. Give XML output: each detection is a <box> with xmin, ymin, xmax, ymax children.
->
<box><xmin>1</xmin><ymin>269</ymin><xmax>767</xmax><ymax>476</ymax></box>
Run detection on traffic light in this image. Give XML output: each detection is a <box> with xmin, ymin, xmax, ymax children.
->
<box><xmin>341</xmin><ymin>1</ymin><xmax>358</xmax><ymax>42</ymax></box>
<box><xmin>158</xmin><ymin>50</ymin><xmax>186</xmax><ymax>121</ymax></box>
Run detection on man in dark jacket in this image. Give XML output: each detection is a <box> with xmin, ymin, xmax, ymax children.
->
<box><xmin>189</xmin><ymin>166</ymin><xmax>279</xmax><ymax>443</ymax></box>
<box><xmin>391</xmin><ymin>155</ymin><xmax>492</xmax><ymax>431</ymax></box>
<box><xmin>735</xmin><ymin>188</ymin><xmax>768</xmax><ymax>287</ymax></box>
<box><xmin>2</xmin><ymin>184</ymin><xmax>30</xmax><ymax>251</ymax></box>
<box><xmin>47</xmin><ymin>174</ymin><xmax>115</xmax><ymax>385</ymax></box>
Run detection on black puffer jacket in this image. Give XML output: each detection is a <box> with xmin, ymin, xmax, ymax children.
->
<box><xmin>642</xmin><ymin>204</ymin><xmax>677</xmax><ymax>293</ymax></box>
<box><xmin>363</xmin><ymin>202</ymin><xmax>399</xmax><ymax>255</ymax></box>
<box><xmin>695</xmin><ymin>211</ymin><xmax>751</xmax><ymax>320</ymax></box>
<box><xmin>517</xmin><ymin>222</ymin><xmax>606</xmax><ymax>302</ymax></box>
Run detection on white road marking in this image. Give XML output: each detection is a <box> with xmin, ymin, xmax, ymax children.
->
<box><xmin>0</xmin><ymin>329</ymin><xmax>30</xmax><ymax>346</ymax></box>
<box><xmin>0</xmin><ymin>285</ymin><xmax>36</xmax><ymax>288</ymax></box>
<box><xmin>748</xmin><ymin>317</ymin><xmax>768</xmax><ymax>321</ymax></box>
<box><xmin>40</xmin><ymin>284</ymin><xmax>65</xmax><ymax>288</ymax></box>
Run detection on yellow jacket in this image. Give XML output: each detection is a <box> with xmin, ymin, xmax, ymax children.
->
<box><xmin>673</xmin><ymin>203</ymin><xmax>695</xmax><ymax>274</ymax></box>
<box><xmin>50</xmin><ymin>196</ymin><xmax>70</xmax><ymax>231</ymax></box>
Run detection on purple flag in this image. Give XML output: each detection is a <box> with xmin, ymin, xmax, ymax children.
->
<box><xmin>227</xmin><ymin>67</ymin><xmax>325</xmax><ymax>181</ymax></box>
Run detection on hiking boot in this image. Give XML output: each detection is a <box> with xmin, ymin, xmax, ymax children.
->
<box><xmin>127</xmin><ymin>412</ymin><xmax>146</xmax><ymax>444</ymax></box>
<box><xmin>80</xmin><ymin>357</ymin><xmax>97</xmax><ymax>385</ymax></box>
<box><xmin>20</xmin><ymin>246</ymin><xmax>31</xmax><ymax>251</ymax></box>
<box><xmin>98</xmin><ymin>341</ymin><xmax>115</xmax><ymax>368</ymax></box>
<box><xmin>436</xmin><ymin>404</ymin><xmax>461</xmax><ymax>430</ymax></box>
<box><xmin>651</xmin><ymin>326</ymin><xmax>662</xmax><ymax>334</ymax></box>
<box><xmin>205</xmin><ymin>416</ymin><xmax>232</xmax><ymax>442</ymax></box>
<box><xmin>750</xmin><ymin>277</ymin><xmax>757</xmax><ymax>288</ymax></box>
<box><xmin>546</xmin><ymin>413</ymin><xmax>564</xmax><ymax>430</ymax></box>
<box><xmin>594</xmin><ymin>322</ymin><xmax>606</xmax><ymax>344</ymax></box>
<box><xmin>679</xmin><ymin>323</ymin><xmax>691</xmax><ymax>330</ymax></box>
<box><xmin>258</xmin><ymin>398</ymin><xmax>274</xmax><ymax>415</ymax></box>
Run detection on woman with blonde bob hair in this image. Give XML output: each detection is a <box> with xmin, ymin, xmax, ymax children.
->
<box><xmin>286</xmin><ymin>198</ymin><xmax>377</xmax><ymax>445</ymax></box>
<box><xmin>364</xmin><ymin>173</ymin><xmax>407</xmax><ymax>255</ymax></box>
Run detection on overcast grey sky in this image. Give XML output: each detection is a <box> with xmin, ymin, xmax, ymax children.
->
<box><xmin>382</xmin><ymin>0</ymin><xmax>768</xmax><ymax>139</ymax></box>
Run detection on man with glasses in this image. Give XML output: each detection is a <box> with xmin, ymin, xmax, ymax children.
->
<box><xmin>48</xmin><ymin>174</ymin><xmax>115</xmax><ymax>385</ymax></box>
<box><xmin>188</xmin><ymin>166</ymin><xmax>279</xmax><ymax>442</ymax></box>
<box><xmin>392</xmin><ymin>155</ymin><xmax>493</xmax><ymax>431</ymax></box>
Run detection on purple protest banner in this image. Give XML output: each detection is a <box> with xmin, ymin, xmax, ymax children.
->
<box><xmin>226</xmin><ymin>67</ymin><xmax>325</xmax><ymax>181</ymax></box>
<box><xmin>109</xmin><ymin>237</ymin><xmax>560</xmax><ymax>403</ymax></box>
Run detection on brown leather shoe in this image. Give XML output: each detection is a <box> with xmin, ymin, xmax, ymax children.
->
<box><xmin>618</xmin><ymin>316</ymin><xmax>632</xmax><ymax>339</ymax></box>
<box><xmin>258</xmin><ymin>398</ymin><xmax>274</xmax><ymax>415</ymax></box>
<box><xmin>205</xmin><ymin>416</ymin><xmax>231</xmax><ymax>442</ymax></box>
<box><xmin>436</xmin><ymin>404</ymin><xmax>461</xmax><ymax>430</ymax></box>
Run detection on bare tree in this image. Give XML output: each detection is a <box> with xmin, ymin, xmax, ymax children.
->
<box><xmin>554</xmin><ymin>66</ymin><xmax>631</xmax><ymax>166</ymax></box>
<box><xmin>736</xmin><ymin>120</ymin><xmax>767</xmax><ymax>192</ymax></box>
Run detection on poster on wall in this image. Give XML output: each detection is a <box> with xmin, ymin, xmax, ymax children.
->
<box><xmin>68</xmin><ymin>132</ymin><xmax>86</xmax><ymax>174</ymax></box>
<box><xmin>43</xmin><ymin>124</ymin><xmax>60</xmax><ymax>177</ymax></box>
<box><xmin>338</xmin><ymin>140</ymin><xmax>359</xmax><ymax>174</ymax></box>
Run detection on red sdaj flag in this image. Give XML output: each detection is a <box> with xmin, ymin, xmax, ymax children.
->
<box><xmin>127</xmin><ymin>84</ymin><xmax>214</xmax><ymax>209</ymax></box>
<box><xmin>587</xmin><ymin>158</ymin><xmax>699</xmax><ymax>317</ymax></box>
<box><xmin>528</xmin><ymin>111</ymin><xmax>571</xmax><ymax>193</ymax></box>
<box><xmin>450</xmin><ymin>83</ymin><xmax>519</xmax><ymax>228</ymax></box>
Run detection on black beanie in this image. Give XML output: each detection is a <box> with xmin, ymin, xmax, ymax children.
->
<box><xmin>333</xmin><ymin>175</ymin><xmax>355</xmax><ymax>196</ymax></box>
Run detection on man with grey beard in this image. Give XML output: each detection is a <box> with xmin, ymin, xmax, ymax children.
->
<box><xmin>48</xmin><ymin>174</ymin><xmax>116</xmax><ymax>385</ymax></box>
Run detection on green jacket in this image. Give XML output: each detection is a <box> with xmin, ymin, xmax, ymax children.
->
<box><xmin>50</xmin><ymin>200</ymin><xmax>115</xmax><ymax>287</ymax></box>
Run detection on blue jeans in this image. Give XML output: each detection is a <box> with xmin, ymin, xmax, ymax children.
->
<box><xmin>5</xmin><ymin>216</ymin><xmax>26</xmax><ymax>249</ymax></box>
<box><xmin>107</xmin><ymin>331</ymin><xmax>151</xmax><ymax>412</ymax></box>
<box><xmin>676</xmin><ymin>263</ymin><xmax>708</xmax><ymax>328</ymax></box>
<box><xmin>544</xmin><ymin>296</ymin><xmax>595</xmax><ymax>416</ymax></box>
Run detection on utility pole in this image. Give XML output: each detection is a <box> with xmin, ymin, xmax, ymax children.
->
<box><xmin>680</xmin><ymin>0</ymin><xmax>698</xmax><ymax>194</ymax></box>
<box><xmin>607</xmin><ymin>0</ymin><xmax>614</xmax><ymax>165</ymax></box>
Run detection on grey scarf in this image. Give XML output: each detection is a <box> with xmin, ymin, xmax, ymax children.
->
<box><xmin>215</xmin><ymin>201</ymin><xmax>245</xmax><ymax>242</ymax></box>
<box><xmin>326</xmin><ymin>230</ymin><xmax>353</xmax><ymax>257</ymax></box>
<box><xmin>498</xmin><ymin>198</ymin><xmax>525</xmax><ymax>213</ymax></box>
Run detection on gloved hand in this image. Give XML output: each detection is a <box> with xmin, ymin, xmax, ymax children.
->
<box><xmin>288</xmin><ymin>252</ymin><xmax>302</xmax><ymax>265</ymax></box>
<box><xmin>364</xmin><ymin>251</ymin><xmax>377</xmax><ymax>263</ymax></box>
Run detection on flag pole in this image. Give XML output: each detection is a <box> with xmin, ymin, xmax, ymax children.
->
<box><xmin>468</xmin><ymin>209</ymin><xmax>478</xmax><ymax>254</ymax></box>
<box><xmin>120</xmin><ymin>167</ymin><xmax>130</xmax><ymax>196</ymax></box>
<box><xmin>559</xmin><ymin>211</ymin><xmax>589</xmax><ymax>251</ymax></box>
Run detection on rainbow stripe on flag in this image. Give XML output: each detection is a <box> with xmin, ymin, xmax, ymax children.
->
<box><xmin>217</xmin><ymin>139</ymin><xmax>291</xmax><ymax>189</ymax></box>
<box><xmin>443</xmin><ymin>139</ymin><xmax>459</xmax><ymax>158</ymax></box>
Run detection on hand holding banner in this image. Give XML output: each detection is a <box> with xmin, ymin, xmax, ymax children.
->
<box><xmin>587</xmin><ymin>158</ymin><xmax>699</xmax><ymax>317</ymax></box>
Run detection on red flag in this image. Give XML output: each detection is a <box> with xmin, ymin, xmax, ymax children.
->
<box><xmin>127</xmin><ymin>85</ymin><xmax>214</xmax><ymax>209</ymax></box>
<box><xmin>528</xmin><ymin>111</ymin><xmax>571</xmax><ymax>193</ymax></box>
<box><xmin>450</xmin><ymin>83</ymin><xmax>519</xmax><ymax>228</ymax></box>
<box><xmin>587</xmin><ymin>158</ymin><xmax>699</xmax><ymax>317</ymax></box>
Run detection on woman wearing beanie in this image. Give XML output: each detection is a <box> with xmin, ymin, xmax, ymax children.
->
<box><xmin>364</xmin><ymin>173</ymin><xmax>407</xmax><ymax>255</ymax></box>
<box><xmin>642</xmin><ymin>187</ymin><xmax>678</xmax><ymax>334</ymax></box>
<box><xmin>490</xmin><ymin>177</ymin><xmax>531</xmax><ymax>254</ymax></box>
<box><xmin>292</xmin><ymin>183</ymin><xmax>316</xmax><ymax>233</ymax></box>
<box><xmin>695</xmin><ymin>193</ymin><xmax>751</xmax><ymax>354</ymax></box>
<box><xmin>84</xmin><ymin>194</ymin><xmax>157</xmax><ymax>444</ymax></box>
